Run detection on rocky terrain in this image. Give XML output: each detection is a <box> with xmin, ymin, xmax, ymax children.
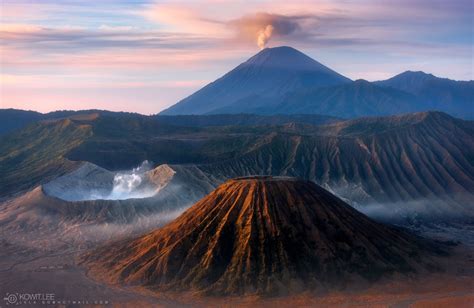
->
<box><xmin>0</xmin><ymin>162</ymin><xmax>218</xmax><ymax>251</ymax></box>
<box><xmin>82</xmin><ymin>177</ymin><xmax>445</xmax><ymax>296</ymax></box>
<box><xmin>191</xmin><ymin>112</ymin><xmax>474</xmax><ymax>220</ymax></box>
<box><xmin>1</xmin><ymin>111</ymin><xmax>472</xmax><ymax>223</ymax></box>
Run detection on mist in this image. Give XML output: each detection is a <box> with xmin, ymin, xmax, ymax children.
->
<box><xmin>78</xmin><ymin>207</ymin><xmax>189</xmax><ymax>243</ymax></box>
<box><xmin>354</xmin><ymin>196</ymin><xmax>474</xmax><ymax>224</ymax></box>
<box><xmin>44</xmin><ymin>160</ymin><xmax>170</xmax><ymax>201</ymax></box>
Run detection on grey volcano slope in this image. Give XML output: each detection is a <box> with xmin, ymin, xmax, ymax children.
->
<box><xmin>160</xmin><ymin>46</ymin><xmax>351</xmax><ymax>115</ymax></box>
<box><xmin>82</xmin><ymin>177</ymin><xmax>445</xmax><ymax>296</ymax></box>
<box><xmin>0</xmin><ymin>162</ymin><xmax>218</xmax><ymax>249</ymax></box>
<box><xmin>10</xmin><ymin>163</ymin><xmax>216</xmax><ymax>223</ymax></box>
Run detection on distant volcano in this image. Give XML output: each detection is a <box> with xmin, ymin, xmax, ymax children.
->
<box><xmin>83</xmin><ymin>176</ymin><xmax>443</xmax><ymax>296</ymax></box>
<box><xmin>159</xmin><ymin>46</ymin><xmax>473</xmax><ymax>118</ymax></box>
<box><xmin>159</xmin><ymin>46</ymin><xmax>351</xmax><ymax>115</ymax></box>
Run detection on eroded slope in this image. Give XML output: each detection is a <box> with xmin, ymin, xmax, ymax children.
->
<box><xmin>83</xmin><ymin>177</ymin><xmax>444</xmax><ymax>296</ymax></box>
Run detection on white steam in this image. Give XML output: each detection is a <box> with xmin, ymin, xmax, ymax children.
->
<box><xmin>106</xmin><ymin>160</ymin><xmax>159</xmax><ymax>200</ymax></box>
<box><xmin>257</xmin><ymin>24</ymin><xmax>274</xmax><ymax>49</ymax></box>
<box><xmin>43</xmin><ymin>160</ymin><xmax>169</xmax><ymax>201</ymax></box>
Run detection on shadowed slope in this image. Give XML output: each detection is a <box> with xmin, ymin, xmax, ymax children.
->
<box><xmin>83</xmin><ymin>177</ymin><xmax>443</xmax><ymax>296</ymax></box>
<box><xmin>375</xmin><ymin>71</ymin><xmax>474</xmax><ymax>119</ymax></box>
<box><xmin>212</xmin><ymin>79</ymin><xmax>424</xmax><ymax>117</ymax></box>
<box><xmin>196</xmin><ymin>112</ymin><xmax>474</xmax><ymax>213</ymax></box>
<box><xmin>160</xmin><ymin>46</ymin><xmax>351</xmax><ymax>115</ymax></box>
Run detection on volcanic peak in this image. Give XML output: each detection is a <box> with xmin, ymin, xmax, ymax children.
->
<box><xmin>83</xmin><ymin>177</ymin><xmax>443</xmax><ymax>296</ymax></box>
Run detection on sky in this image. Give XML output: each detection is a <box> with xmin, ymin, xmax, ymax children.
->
<box><xmin>0</xmin><ymin>0</ymin><xmax>472</xmax><ymax>114</ymax></box>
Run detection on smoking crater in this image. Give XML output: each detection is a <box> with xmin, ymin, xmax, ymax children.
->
<box><xmin>43</xmin><ymin>161</ymin><xmax>175</xmax><ymax>201</ymax></box>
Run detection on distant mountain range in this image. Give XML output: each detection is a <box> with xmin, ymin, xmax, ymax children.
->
<box><xmin>374</xmin><ymin>71</ymin><xmax>474</xmax><ymax>118</ymax></box>
<box><xmin>0</xmin><ymin>109</ymin><xmax>141</xmax><ymax>135</ymax></box>
<box><xmin>1</xmin><ymin>47</ymin><xmax>471</xmax><ymax>135</ymax></box>
<box><xmin>160</xmin><ymin>46</ymin><xmax>351</xmax><ymax>115</ymax></box>
<box><xmin>0</xmin><ymin>109</ymin><xmax>340</xmax><ymax>136</ymax></box>
<box><xmin>161</xmin><ymin>46</ymin><xmax>473</xmax><ymax>119</ymax></box>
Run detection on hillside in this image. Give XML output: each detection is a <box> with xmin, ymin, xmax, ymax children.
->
<box><xmin>0</xmin><ymin>118</ymin><xmax>92</xmax><ymax>197</ymax></box>
<box><xmin>375</xmin><ymin>71</ymin><xmax>474</xmax><ymax>119</ymax></box>
<box><xmin>82</xmin><ymin>177</ymin><xmax>443</xmax><ymax>296</ymax></box>
<box><xmin>1</xmin><ymin>111</ymin><xmax>472</xmax><ymax>221</ymax></box>
<box><xmin>195</xmin><ymin>112</ymin><xmax>474</xmax><ymax>215</ymax></box>
<box><xmin>153</xmin><ymin>113</ymin><xmax>340</xmax><ymax>127</ymax></box>
<box><xmin>212</xmin><ymin>79</ymin><xmax>425</xmax><ymax>117</ymax></box>
<box><xmin>0</xmin><ymin>108</ymin><xmax>143</xmax><ymax>135</ymax></box>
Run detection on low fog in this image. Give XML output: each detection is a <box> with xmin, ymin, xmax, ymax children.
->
<box><xmin>78</xmin><ymin>207</ymin><xmax>188</xmax><ymax>243</ymax></box>
<box><xmin>355</xmin><ymin>195</ymin><xmax>474</xmax><ymax>224</ymax></box>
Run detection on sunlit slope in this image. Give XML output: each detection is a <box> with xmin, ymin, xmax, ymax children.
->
<box><xmin>82</xmin><ymin>177</ymin><xmax>443</xmax><ymax>296</ymax></box>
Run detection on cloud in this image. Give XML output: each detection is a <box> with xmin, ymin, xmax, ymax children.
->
<box><xmin>141</xmin><ymin>3</ymin><xmax>229</xmax><ymax>37</ymax></box>
<box><xmin>98</xmin><ymin>24</ymin><xmax>134</xmax><ymax>31</ymax></box>
<box><xmin>0</xmin><ymin>0</ymin><xmax>471</xmax><ymax>115</ymax></box>
<box><xmin>228</xmin><ymin>12</ymin><xmax>315</xmax><ymax>49</ymax></box>
<box><xmin>0</xmin><ymin>73</ymin><xmax>208</xmax><ymax>90</ymax></box>
<box><xmin>140</xmin><ymin>3</ymin><xmax>323</xmax><ymax>48</ymax></box>
<box><xmin>0</xmin><ymin>24</ymin><xmax>209</xmax><ymax>51</ymax></box>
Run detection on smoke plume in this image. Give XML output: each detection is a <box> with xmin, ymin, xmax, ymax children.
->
<box><xmin>230</xmin><ymin>13</ymin><xmax>304</xmax><ymax>50</ymax></box>
<box><xmin>257</xmin><ymin>24</ymin><xmax>274</xmax><ymax>49</ymax></box>
<box><xmin>108</xmin><ymin>160</ymin><xmax>155</xmax><ymax>200</ymax></box>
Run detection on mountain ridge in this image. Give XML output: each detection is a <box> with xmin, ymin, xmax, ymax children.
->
<box><xmin>160</xmin><ymin>46</ymin><xmax>473</xmax><ymax>118</ymax></box>
<box><xmin>375</xmin><ymin>71</ymin><xmax>474</xmax><ymax>118</ymax></box>
<box><xmin>1</xmin><ymin>111</ymin><xmax>472</xmax><ymax>221</ymax></box>
<box><xmin>211</xmin><ymin>79</ymin><xmax>424</xmax><ymax>117</ymax></box>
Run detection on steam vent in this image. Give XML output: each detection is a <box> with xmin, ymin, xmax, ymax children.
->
<box><xmin>83</xmin><ymin>176</ymin><xmax>442</xmax><ymax>296</ymax></box>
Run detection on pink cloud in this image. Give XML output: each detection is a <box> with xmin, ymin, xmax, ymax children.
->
<box><xmin>1</xmin><ymin>85</ymin><xmax>200</xmax><ymax>115</ymax></box>
<box><xmin>141</xmin><ymin>4</ymin><xmax>228</xmax><ymax>37</ymax></box>
<box><xmin>1</xmin><ymin>73</ymin><xmax>208</xmax><ymax>89</ymax></box>
<box><xmin>1</xmin><ymin>0</ymin><xmax>471</xmax><ymax>114</ymax></box>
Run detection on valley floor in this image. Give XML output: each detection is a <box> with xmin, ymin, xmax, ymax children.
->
<box><xmin>0</xmin><ymin>223</ymin><xmax>473</xmax><ymax>307</ymax></box>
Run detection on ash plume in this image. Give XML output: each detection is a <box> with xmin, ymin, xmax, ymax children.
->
<box><xmin>257</xmin><ymin>24</ymin><xmax>274</xmax><ymax>49</ymax></box>
<box><xmin>229</xmin><ymin>13</ymin><xmax>303</xmax><ymax>49</ymax></box>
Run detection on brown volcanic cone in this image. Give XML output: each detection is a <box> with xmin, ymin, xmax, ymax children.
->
<box><xmin>83</xmin><ymin>176</ymin><xmax>442</xmax><ymax>296</ymax></box>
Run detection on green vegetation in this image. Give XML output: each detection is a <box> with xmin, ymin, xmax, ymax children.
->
<box><xmin>0</xmin><ymin>119</ymin><xmax>92</xmax><ymax>196</ymax></box>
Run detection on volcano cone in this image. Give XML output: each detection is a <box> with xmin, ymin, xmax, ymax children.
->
<box><xmin>83</xmin><ymin>176</ymin><xmax>442</xmax><ymax>295</ymax></box>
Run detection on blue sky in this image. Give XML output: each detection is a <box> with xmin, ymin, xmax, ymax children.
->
<box><xmin>1</xmin><ymin>0</ymin><xmax>472</xmax><ymax>114</ymax></box>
